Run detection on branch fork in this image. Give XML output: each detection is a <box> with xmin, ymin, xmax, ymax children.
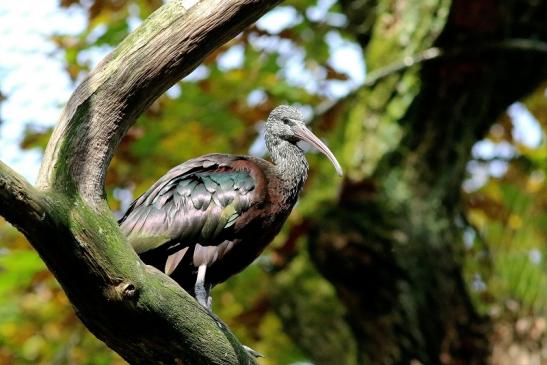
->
<box><xmin>0</xmin><ymin>1</ymin><xmax>281</xmax><ymax>363</ymax></box>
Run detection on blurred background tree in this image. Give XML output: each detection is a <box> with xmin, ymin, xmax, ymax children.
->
<box><xmin>1</xmin><ymin>0</ymin><xmax>547</xmax><ymax>364</ymax></box>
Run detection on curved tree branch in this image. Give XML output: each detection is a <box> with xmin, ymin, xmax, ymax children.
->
<box><xmin>1</xmin><ymin>1</ymin><xmax>282</xmax><ymax>364</ymax></box>
<box><xmin>0</xmin><ymin>161</ymin><xmax>47</xmax><ymax>238</ymax></box>
<box><xmin>37</xmin><ymin>0</ymin><xmax>280</xmax><ymax>205</ymax></box>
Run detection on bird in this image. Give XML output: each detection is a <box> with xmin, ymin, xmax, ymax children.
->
<box><xmin>119</xmin><ymin>105</ymin><xmax>343</xmax><ymax>309</ymax></box>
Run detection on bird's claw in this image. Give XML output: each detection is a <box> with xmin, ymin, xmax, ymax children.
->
<box><xmin>243</xmin><ymin>345</ymin><xmax>264</xmax><ymax>358</ymax></box>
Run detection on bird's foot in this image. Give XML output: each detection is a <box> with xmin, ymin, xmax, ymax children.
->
<box><xmin>196</xmin><ymin>294</ymin><xmax>209</xmax><ymax>309</ymax></box>
<box><xmin>193</xmin><ymin>300</ymin><xmax>263</xmax><ymax>358</ymax></box>
<box><xmin>243</xmin><ymin>345</ymin><xmax>264</xmax><ymax>358</ymax></box>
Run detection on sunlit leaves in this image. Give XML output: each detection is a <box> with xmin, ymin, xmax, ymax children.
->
<box><xmin>464</xmin><ymin>85</ymin><xmax>547</xmax><ymax>321</ymax></box>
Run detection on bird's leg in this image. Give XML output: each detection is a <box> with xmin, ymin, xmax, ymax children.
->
<box><xmin>194</xmin><ymin>264</ymin><xmax>209</xmax><ymax>308</ymax></box>
<box><xmin>243</xmin><ymin>345</ymin><xmax>265</xmax><ymax>358</ymax></box>
<box><xmin>206</xmin><ymin>283</ymin><xmax>213</xmax><ymax>310</ymax></box>
<box><xmin>202</xmin><ymin>310</ymin><xmax>264</xmax><ymax>359</ymax></box>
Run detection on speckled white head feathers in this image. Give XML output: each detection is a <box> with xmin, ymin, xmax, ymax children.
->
<box><xmin>265</xmin><ymin>105</ymin><xmax>343</xmax><ymax>177</ymax></box>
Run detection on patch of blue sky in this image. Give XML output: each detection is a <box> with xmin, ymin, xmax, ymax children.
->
<box><xmin>86</xmin><ymin>23</ymin><xmax>108</xmax><ymax>43</ymax></box>
<box><xmin>472</xmin><ymin>140</ymin><xmax>516</xmax><ymax>160</ymax></box>
<box><xmin>256</xmin><ymin>6</ymin><xmax>303</xmax><ymax>34</ymax></box>
<box><xmin>77</xmin><ymin>45</ymin><xmax>114</xmax><ymax>69</ymax></box>
<box><xmin>306</xmin><ymin>0</ymin><xmax>335</xmax><ymax>21</ymax></box>
<box><xmin>325</xmin><ymin>30</ymin><xmax>365</xmax><ymax>98</ymax></box>
<box><xmin>529</xmin><ymin>248</ymin><xmax>542</xmax><ymax>265</ymax></box>
<box><xmin>250</xmin><ymin>31</ymin><xmax>364</xmax><ymax>99</ymax></box>
<box><xmin>252</xmin><ymin>5</ymin><xmax>364</xmax><ymax>99</ymax></box>
<box><xmin>217</xmin><ymin>44</ymin><xmax>245</xmax><ymax>71</ymax></box>
<box><xmin>463</xmin><ymin>227</ymin><xmax>475</xmax><ymax>249</ymax></box>
<box><xmin>184</xmin><ymin>65</ymin><xmax>210</xmax><ymax>82</ymax></box>
<box><xmin>166</xmin><ymin>83</ymin><xmax>182</xmax><ymax>99</ymax></box>
<box><xmin>247</xmin><ymin>89</ymin><xmax>268</xmax><ymax>107</ymax></box>
<box><xmin>471</xmin><ymin>273</ymin><xmax>487</xmax><ymax>293</ymax></box>
<box><xmin>464</xmin><ymin>143</ymin><xmax>513</xmax><ymax>191</ymax></box>
<box><xmin>127</xmin><ymin>4</ymin><xmax>143</xmax><ymax>32</ymax></box>
<box><xmin>249</xmin><ymin>123</ymin><xmax>266</xmax><ymax>157</ymax></box>
<box><xmin>306</xmin><ymin>0</ymin><xmax>347</xmax><ymax>27</ymax></box>
<box><xmin>283</xmin><ymin>46</ymin><xmax>328</xmax><ymax>94</ymax></box>
<box><xmin>508</xmin><ymin>102</ymin><xmax>542</xmax><ymax>148</ymax></box>
<box><xmin>464</xmin><ymin>102</ymin><xmax>543</xmax><ymax>192</ymax></box>
<box><xmin>0</xmin><ymin>1</ymin><xmax>86</xmax><ymax>182</ymax></box>
<box><xmin>463</xmin><ymin>160</ymin><xmax>491</xmax><ymax>192</ymax></box>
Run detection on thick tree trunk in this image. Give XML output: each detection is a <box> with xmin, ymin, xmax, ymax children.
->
<box><xmin>306</xmin><ymin>0</ymin><xmax>547</xmax><ymax>364</ymax></box>
<box><xmin>0</xmin><ymin>1</ymin><xmax>281</xmax><ymax>364</ymax></box>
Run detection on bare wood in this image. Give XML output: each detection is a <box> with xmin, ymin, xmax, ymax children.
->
<box><xmin>0</xmin><ymin>0</ymin><xmax>282</xmax><ymax>364</ymax></box>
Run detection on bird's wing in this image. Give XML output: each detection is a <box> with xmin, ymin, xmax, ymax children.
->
<box><xmin>119</xmin><ymin>154</ymin><xmax>261</xmax><ymax>268</ymax></box>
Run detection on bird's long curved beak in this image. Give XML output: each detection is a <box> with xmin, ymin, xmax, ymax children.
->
<box><xmin>293</xmin><ymin>123</ymin><xmax>343</xmax><ymax>176</ymax></box>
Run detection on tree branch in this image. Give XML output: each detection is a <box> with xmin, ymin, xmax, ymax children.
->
<box><xmin>314</xmin><ymin>38</ymin><xmax>547</xmax><ymax>119</ymax></box>
<box><xmin>1</xmin><ymin>177</ymin><xmax>258</xmax><ymax>363</ymax></box>
<box><xmin>37</xmin><ymin>0</ymin><xmax>281</xmax><ymax>206</ymax></box>
<box><xmin>0</xmin><ymin>1</ymin><xmax>283</xmax><ymax>364</ymax></box>
<box><xmin>0</xmin><ymin>161</ymin><xmax>46</xmax><ymax>239</ymax></box>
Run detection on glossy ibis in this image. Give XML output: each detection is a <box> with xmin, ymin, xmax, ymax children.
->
<box><xmin>119</xmin><ymin>105</ymin><xmax>342</xmax><ymax>308</ymax></box>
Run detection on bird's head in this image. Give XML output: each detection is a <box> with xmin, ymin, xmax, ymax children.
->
<box><xmin>266</xmin><ymin>105</ymin><xmax>343</xmax><ymax>176</ymax></box>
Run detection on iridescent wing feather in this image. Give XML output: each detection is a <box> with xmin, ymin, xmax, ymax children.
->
<box><xmin>119</xmin><ymin>154</ymin><xmax>257</xmax><ymax>273</ymax></box>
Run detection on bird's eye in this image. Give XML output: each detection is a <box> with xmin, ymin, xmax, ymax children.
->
<box><xmin>282</xmin><ymin>118</ymin><xmax>290</xmax><ymax>125</ymax></box>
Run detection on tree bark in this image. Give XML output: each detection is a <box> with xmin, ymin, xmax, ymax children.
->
<box><xmin>305</xmin><ymin>0</ymin><xmax>547</xmax><ymax>364</ymax></box>
<box><xmin>0</xmin><ymin>1</ymin><xmax>281</xmax><ymax>364</ymax></box>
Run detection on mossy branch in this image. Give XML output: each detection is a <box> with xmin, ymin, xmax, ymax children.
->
<box><xmin>0</xmin><ymin>0</ymin><xmax>282</xmax><ymax>363</ymax></box>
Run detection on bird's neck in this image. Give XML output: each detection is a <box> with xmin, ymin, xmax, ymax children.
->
<box><xmin>266</xmin><ymin>136</ymin><xmax>309</xmax><ymax>199</ymax></box>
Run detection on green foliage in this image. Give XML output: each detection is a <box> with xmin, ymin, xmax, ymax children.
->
<box><xmin>3</xmin><ymin>0</ymin><xmax>547</xmax><ymax>363</ymax></box>
<box><xmin>0</xmin><ymin>219</ymin><xmax>125</xmax><ymax>364</ymax></box>
<box><xmin>3</xmin><ymin>1</ymin><xmax>355</xmax><ymax>364</ymax></box>
<box><xmin>464</xmin><ymin>83</ymin><xmax>547</xmax><ymax>326</ymax></box>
